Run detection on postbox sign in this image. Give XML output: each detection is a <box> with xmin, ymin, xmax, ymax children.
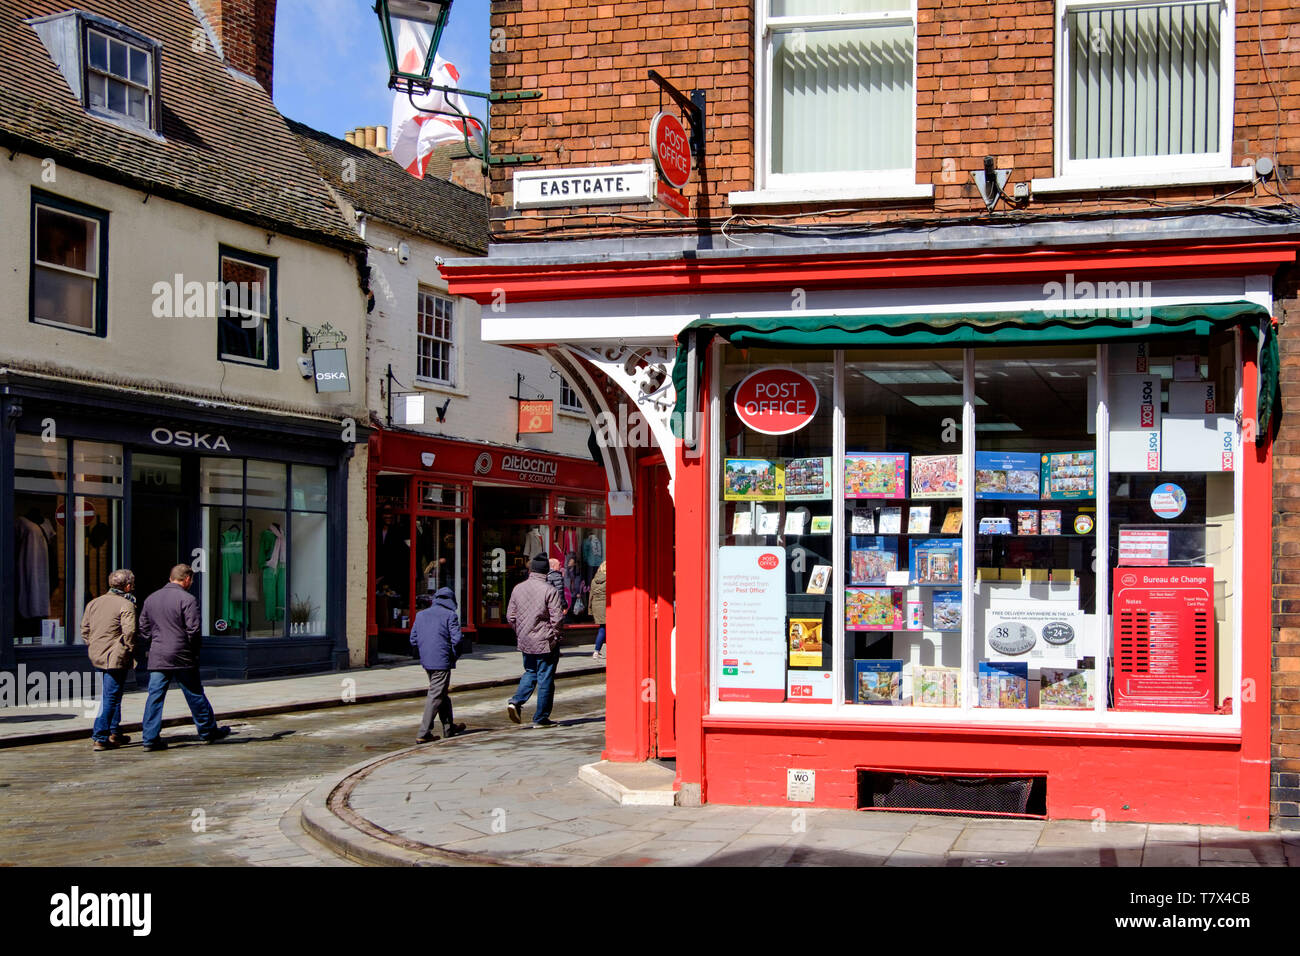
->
<box><xmin>733</xmin><ymin>368</ymin><xmax>820</xmax><ymax>435</ymax></box>
<box><xmin>1112</xmin><ymin>566</ymin><xmax>1215</xmax><ymax>713</ymax></box>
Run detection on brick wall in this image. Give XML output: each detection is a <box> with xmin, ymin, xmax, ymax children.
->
<box><xmin>488</xmin><ymin>0</ymin><xmax>1300</xmax><ymax>239</ymax></box>
<box><xmin>196</xmin><ymin>0</ymin><xmax>278</xmax><ymax>95</ymax></box>
<box><xmin>1274</xmin><ymin>271</ymin><xmax>1300</xmax><ymax>829</ymax></box>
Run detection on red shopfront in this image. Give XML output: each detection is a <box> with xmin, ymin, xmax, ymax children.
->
<box><xmin>367</xmin><ymin>429</ymin><xmax>608</xmax><ymax>655</ymax></box>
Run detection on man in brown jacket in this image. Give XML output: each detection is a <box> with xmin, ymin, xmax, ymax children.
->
<box><xmin>505</xmin><ymin>553</ymin><xmax>565</xmax><ymax>727</ymax></box>
<box><xmin>81</xmin><ymin>568</ymin><xmax>137</xmax><ymax>751</ymax></box>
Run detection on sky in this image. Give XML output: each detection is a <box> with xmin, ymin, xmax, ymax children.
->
<box><xmin>272</xmin><ymin>0</ymin><xmax>492</xmax><ymax>139</ymax></box>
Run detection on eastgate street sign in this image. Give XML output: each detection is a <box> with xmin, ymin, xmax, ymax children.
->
<box><xmin>514</xmin><ymin>164</ymin><xmax>656</xmax><ymax>209</ymax></box>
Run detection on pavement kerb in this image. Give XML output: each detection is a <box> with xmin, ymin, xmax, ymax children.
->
<box><xmin>297</xmin><ymin>723</ymin><xmax>579</xmax><ymax>867</ymax></box>
<box><xmin>0</xmin><ymin>665</ymin><xmax>606</xmax><ymax>750</ymax></box>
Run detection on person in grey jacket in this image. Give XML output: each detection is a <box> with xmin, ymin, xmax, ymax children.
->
<box><xmin>81</xmin><ymin>568</ymin><xmax>137</xmax><ymax>751</ymax></box>
<box><xmin>505</xmin><ymin>553</ymin><xmax>565</xmax><ymax>727</ymax></box>
<box><xmin>137</xmin><ymin>564</ymin><xmax>230</xmax><ymax>751</ymax></box>
<box><xmin>410</xmin><ymin>587</ymin><xmax>468</xmax><ymax>743</ymax></box>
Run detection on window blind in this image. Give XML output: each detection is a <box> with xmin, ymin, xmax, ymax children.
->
<box><xmin>1069</xmin><ymin>1</ymin><xmax>1221</xmax><ymax>161</ymax></box>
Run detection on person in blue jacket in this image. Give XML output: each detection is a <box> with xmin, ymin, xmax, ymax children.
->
<box><xmin>411</xmin><ymin>587</ymin><xmax>469</xmax><ymax>743</ymax></box>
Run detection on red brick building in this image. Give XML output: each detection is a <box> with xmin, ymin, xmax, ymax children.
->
<box><xmin>441</xmin><ymin>0</ymin><xmax>1300</xmax><ymax>827</ymax></box>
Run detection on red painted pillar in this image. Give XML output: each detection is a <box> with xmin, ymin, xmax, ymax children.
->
<box><xmin>673</xmin><ymin>355</ymin><xmax>711</xmax><ymax>802</ymax></box>
<box><xmin>601</xmin><ymin>504</ymin><xmax>649</xmax><ymax>761</ymax></box>
<box><xmin>1239</xmin><ymin>341</ymin><xmax>1273</xmax><ymax>830</ymax></box>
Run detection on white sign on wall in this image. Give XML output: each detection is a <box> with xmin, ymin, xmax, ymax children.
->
<box><xmin>514</xmin><ymin>164</ymin><xmax>656</xmax><ymax>209</ymax></box>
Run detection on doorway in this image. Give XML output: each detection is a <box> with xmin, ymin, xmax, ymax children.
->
<box><xmin>129</xmin><ymin>453</ymin><xmax>188</xmax><ymax>606</ymax></box>
<box><xmin>641</xmin><ymin>460</ymin><xmax>677</xmax><ymax>758</ymax></box>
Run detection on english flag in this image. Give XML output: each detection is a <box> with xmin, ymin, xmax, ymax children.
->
<box><xmin>390</xmin><ymin>19</ymin><xmax>485</xmax><ymax>179</ymax></box>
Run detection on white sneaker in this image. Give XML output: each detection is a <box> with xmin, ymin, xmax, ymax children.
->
<box><xmin>592</xmin><ymin>651</ymin><xmax>601</xmax><ymax>659</ymax></box>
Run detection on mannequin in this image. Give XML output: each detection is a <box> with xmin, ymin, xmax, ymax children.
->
<box><xmin>259</xmin><ymin>522</ymin><xmax>286</xmax><ymax>624</ymax></box>
<box><xmin>221</xmin><ymin>522</ymin><xmax>245</xmax><ymax>629</ymax></box>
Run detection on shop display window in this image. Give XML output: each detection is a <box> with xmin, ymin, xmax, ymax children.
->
<box><xmin>13</xmin><ymin>435</ymin><xmax>68</xmax><ymax>645</ymax></box>
<box><xmin>290</xmin><ymin>511</ymin><xmax>328</xmax><ymax>635</ymax></box>
<box><xmin>711</xmin><ymin>339</ymin><xmax>1243</xmax><ymax>726</ymax></box>
<box><xmin>70</xmin><ymin>441</ymin><xmax>124</xmax><ymax>643</ymax></box>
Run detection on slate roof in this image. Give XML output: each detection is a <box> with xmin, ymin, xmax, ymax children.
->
<box><xmin>289</xmin><ymin>119</ymin><xmax>488</xmax><ymax>256</ymax></box>
<box><xmin>0</xmin><ymin>0</ymin><xmax>363</xmax><ymax>251</ymax></box>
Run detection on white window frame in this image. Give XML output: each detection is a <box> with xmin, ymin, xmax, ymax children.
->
<box><xmin>559</xmin><ymin>376</ymin><xmax>583</xmax><ymax>413</ymax></box>
<box><xmin>707</xmin><ymin>335</ymin><xmax>1245</xmax><ymax>735</ymax></box>
<box><xmin>747</xmin><ymin>0</ymin><xmax>924</xmax><ymax>201</ymax></box>
<box><xmin>1052</xmin><ymin>0</ymin><xmax>1236</xmax><ymax>181</ymax></box>
<box><xmin>31</xmin><ymin>203</ymin><xmax>103</xmax><ymax>334</ymax></box>
<box><xmin>84</xmin><ymin>25</ymin><xmax>156</xmax><ymax>130</ymax></box>
<box><xmin>416</xmin><ymin>288</ymin><xmax>457</xmax><ymax>388</ymax></box>
<box><xmin>217</xmin><ymin>251</ymin><xmax>272</xmax><ymax>367</ymax></box>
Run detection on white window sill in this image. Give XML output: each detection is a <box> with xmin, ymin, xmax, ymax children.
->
<box><xmin>1031</xmin><ymin>166</ymin><xmax>1255</xmax><ymax>194</ymax></box>
<box><xmin>558</xmin><ymin>406</ymin><xmax>586</xmax><ymax>418</ymax></box>
<box><xmin>729</xmin><ymin>184</ymin><xmax>935</xmax><ymax>206</ymax></box>
<box><xmin>414</xmin><ymin>377</ymin><xmax>465</xmax><ymax>397</ymax></box>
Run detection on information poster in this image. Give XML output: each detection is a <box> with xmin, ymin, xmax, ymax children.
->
<box><xmin>985</xmin><ymin>602</ymin><xmax>1086</xmax><ymax>661</ymax></box>
<box><xmin>786</xmin><ymin>670</ymin><xmax>834</xmax><ymax>704</ymax></box>
<box><xmin>1113</xmin><ymin>567</ymin><xmax>1215</xmax><ymax>712</ymax></box>
<box><xmin>1118</xmin><ymin>528</ymin><xmax>1170</xmax><ymax>566</ymax></box>
<box><xmin>718</xmin><ymin>546</ymin><xmax>787</xmax><ymax>701</ymax></box>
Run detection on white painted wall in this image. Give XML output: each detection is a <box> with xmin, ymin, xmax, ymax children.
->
<box><xmin>361</xmin><ymin>217</ymin><xmax>593</xmax><ymax>457</ymax></box>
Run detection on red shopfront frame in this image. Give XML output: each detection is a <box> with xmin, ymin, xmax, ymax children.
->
<box><xmin>367</xmin><ymin>429</ymin><xmax>607</xmax><ymax>651</ymax></box>
<box><xmin>671</xmin><ymin>337</ymin><xmax>1274</xmax><ymax>830</ymax></box>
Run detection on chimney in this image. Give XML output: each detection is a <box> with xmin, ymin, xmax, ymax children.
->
<box><xmin>195</xmin><ymin>0</ymin><xmax>279</xmax><ymax>96</ymax></box>
<box><xmin>376</xmin><ymin>126</ymin><xmax>388</xmax><ymax>151</ymax></box>
<box><xmin>344</xmin><ymin>130</ymin><xmax>356</xmax><ymax>146</ymax></box>
<box><xmin>364</xmin><ymin>126</ymin><xmax>377</xmax><ymax>150</ymax></box>
<box><xmin>449</xmin><ymin>156</ymin><xmax>486</xmax><ymax>195</ymax></box>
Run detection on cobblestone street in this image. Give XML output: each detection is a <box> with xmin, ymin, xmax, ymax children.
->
<box><xmin>0</xmin><ymin>675</ymin><xmax>609</xmax><ymax>867</ymax></box>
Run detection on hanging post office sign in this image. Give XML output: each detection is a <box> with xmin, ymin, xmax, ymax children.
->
<box><xmin>733</xmin><ymin>367</ymin><xmax>820</xmax><ymax>435</ymax></box>
<box><xmin>514</xmin><ymin>163</ymin><xmax>656</xmax><ymax>209</ymax></box>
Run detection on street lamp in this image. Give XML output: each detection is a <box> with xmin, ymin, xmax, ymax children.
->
<box><xmin>373</xmin><ymin>0</ymin><xmax>543</xmax><ymax>168</ymax></box>
<box><xmin>374</xmin><ymin>0</ymin><xmax>452</xmax><ymax>88</ymax></box>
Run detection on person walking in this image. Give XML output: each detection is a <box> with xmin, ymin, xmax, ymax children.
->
<box><xmin>506</xmin><ymin>553</ymin><xmax>564</xmax><ymax>728</ymax></box>
<box><xmin>410</xmin><ymin>586</ymin><xmax>468</xmax><ymax>743</ymax></box>
<box><xmin>137</xmin><ymin>564</ymin><xmax>231</xmax><ymax>751</ymax></box>
<box><xmin>80</xmin><ymin>568</ymin><xmax>138</xmax><ymax>751</ymax></box>
<box><xmin>590</xmin><ymin>560</ymin><xmax>607</xmax><ymax>660</ymax></box>
<box><xmin>546</xmin><ymin>557</ymin><xmax>565</xmax><ymax>607</ymax></box>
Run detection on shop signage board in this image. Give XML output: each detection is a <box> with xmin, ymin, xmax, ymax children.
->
<box><xmin>1118</xmin><ymin>528</ymin><xmax>1170</xmax><ymax>565</ymax></box>
<box><xmin>733</xmin><ymin>368</ymin><xmax>820</xmax><ymax>435</ymax></box>
<box><xmin>311</xmin><ymin>348</ymin><xmax>350</xmax><ymax>393</ymax></box>
<box><xmin>513</xmin><ymin>164</ymin><xmax>656</xmax><ymax>209</ymax></box>
<box><xmin>985</xmin><ymin>602</ymin><xmax>1086</xmax><ymax>662</ymax></box>
<box><xmin>787</xmin><ymin>769</ymin><xmax>816</xmax><ymax>802</ymax></box>
<box><xmin>517</xmin><ymin>399</ymin><xmax>554</xmax><ymax>434</ymax></box>
<box><xmin>655</xmin><ymin>179</ymin><xmax>689</xmax><ymax>217</ymax></box>
<box><xmin>1113</xmin><ymin>566</ymin><xmax>1215</xmax><ymax>713</ymax></box>
<box><xmin>718</xmin><ymin>546</ymin><xmax>787</xmax><ymax>702</ymax></box>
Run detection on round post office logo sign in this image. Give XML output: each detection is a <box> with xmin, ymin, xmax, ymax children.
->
<box><xmin>650</xmin><ymin>111</ymin><xmax>692</xmax><ymax>189</ymax></box>
<box><xmin>733</xmin><ymin>368</ymin><xmax>820</xmax><ymax>435</ymax></box>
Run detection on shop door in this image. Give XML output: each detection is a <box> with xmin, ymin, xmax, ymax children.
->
<box><xmin>643</xmin><ymin>461</ymin><xmax>677</xmax><ymax>758</ymax></box>
<box><xmin>131</xmin><ymin>496</ymin><xmax>185</xmax><ymax>605</ymax></box>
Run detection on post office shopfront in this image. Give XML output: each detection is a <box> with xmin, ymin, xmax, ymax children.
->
<box><xmin>0</xmin><ymin>378</ymin><xmax>352</xmax><ymax>679</ymax></box>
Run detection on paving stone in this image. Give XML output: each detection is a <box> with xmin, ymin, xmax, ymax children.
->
<box><xmin>1142</xmin><ymin>844</ymin><xmax>1199</xmax><ymax>866</ymax></box>
<box><xmin>1037</xmin><ymin>821</ymin><xmax>1147</xmax><ymax>849</ymax></box>
<box><xmin>1146</xmin><ymin>824</ymin><xmax>1200</xmax><ymax>843</ymax></box>
<box><xmin>441</xmin><ymin>826</ymin><xmax>589</xmax><ymax>855</ymax></box>
<box><xmin>550</xmin><ymin>829</ymin><xmax>660</xmax><ymax>858</ymax></box>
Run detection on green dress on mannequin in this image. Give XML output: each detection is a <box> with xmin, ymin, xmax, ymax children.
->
<box><xmin>259</xmin><ymin>524</ymin><xmax>286</xmax><ymax>624</ymax></box>
<box><xmin>220</xmin><ymin>525</ymin><xmax>245</xmax><ymax>629</ymax></box>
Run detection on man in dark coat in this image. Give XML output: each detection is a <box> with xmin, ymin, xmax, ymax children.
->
<box><xmin>137</xmin><ymin>564</ymin><xmax>230</xmax><ymax>751</ymax></box>
<box><xmin>410</xmin><ymin>587</ymin><xmax>468</xmax><ymax>743</ymax></box>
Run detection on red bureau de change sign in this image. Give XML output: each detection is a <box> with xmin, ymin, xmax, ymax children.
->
<box><xmin>1112</xmin><ymin>566</ymin><xmax>1215</xmax><ymax>713</ymax></box>
<box><xmin>733</xmin><ymin>368</ymin><xmax>820</xmax><ymax>435</ymax></box>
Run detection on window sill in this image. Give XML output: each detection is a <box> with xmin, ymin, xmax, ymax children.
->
<box><xmin>1030</xmin><ymin>166</ymin><xmax>1255</xmax><ymax>194</ymax></box>
<box><xmin>413</xmin><ymin>378</ymin><xmax>466</xmax><ymax>398</ymax></box>
<box><xmin>729</xmin><ymin>184</ymin><xmax>935</xmax><ymax>206</ymax></box>
<box><xmin>558</xmin><ymin>406</ymin><xmax>586</xmax><ymax>418</ymax></box>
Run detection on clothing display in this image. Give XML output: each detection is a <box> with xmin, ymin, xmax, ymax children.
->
<box><xmin>220</xmin><ymin>525</ymin><xmax>245</xmax><ymax>629</ymax></box>
<box><xmin>582</xmin><ymin>533</ymin><xmax>603</xmax><ymax>568</ymax></box>
<box><xmin>259</xmin><ymin>524</ymin><xmax>286</xmax><ymax>623</ymax></box>
<box><xmin>524</xmin><ymin>527</ymin><xmax>545</xmax><ymax>561</ymax></box>
<box><xmin>16</xmin><ymin>515</ymin><xmax>51</xmax><ymax>618</ymax></box>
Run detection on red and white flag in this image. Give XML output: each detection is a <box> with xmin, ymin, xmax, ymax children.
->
<box><xmin>389</xmin><ymin>19</ymin><xmax>485</xmax><ymax>179</ymax></box>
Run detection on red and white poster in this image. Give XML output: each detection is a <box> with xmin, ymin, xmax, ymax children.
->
<box><xmin>717</xmin><ymin>547</ymin><xmax>787</xmax><ymax>702</ymax></box>
<box><xmin>1112</xmin><ymin>567</ymin><xmax>1215</xmax><ymax>713</ymax></box>
<box><xmin>733</xmin><ymin>368</ymin><xmax>820</xmax><ymax>435</ymax></box>
<box><xmin>1117</xmin><ymin>528</ymin><xmax>1170</xmax><ymax>566</ymax></box>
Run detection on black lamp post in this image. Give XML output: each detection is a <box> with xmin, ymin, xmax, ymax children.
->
<box><xmin>373</xmin><ymin>0</ymin><xmax>542</xmax><ymax>169</ymax></box>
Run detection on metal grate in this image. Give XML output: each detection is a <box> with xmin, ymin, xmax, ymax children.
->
<box><xmin>858</xmin><ymin>769</ymin><xmax>1046</xmax><ymax>819</ymax></box>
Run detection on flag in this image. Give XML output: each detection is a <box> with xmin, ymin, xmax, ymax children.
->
<box><xmin>390</xmin><ymin>19</ymin><xmax>485</xmax><ymax>179</ymax></box>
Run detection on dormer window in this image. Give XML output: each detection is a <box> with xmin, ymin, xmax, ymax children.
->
<box><xmin>27</xmin><ymin>11</ymin><xmax>161</xmax><ymax>136</ymax></box>
<box><xmin>86</xmin><ymin>27</ymin><xmax>154</xmax><ymax>125</ymax></box>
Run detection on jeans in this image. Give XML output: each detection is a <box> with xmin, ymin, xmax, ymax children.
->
<box><xmin>417</xmin><ymin>669</ymin><xmax>454</xmax><ymax>737</ymax></box>
<box><xmin>509</xmin><ymin>650</ymin><xmax>560</xmax><ymax>723</ymax></box>
<box><xmin>91</xmin><ymin>668</ymin><xmax>128</xmax><ymax>742</ymax></box>
<box><xmin>593</xmin><ymin>626</ymin><xmax>606</xmax><ymax>653</ymax></box>
<box><xmin>142</xmin><ymin>669</ymin><xmax>219</xmax><ymax>743</ymax></box>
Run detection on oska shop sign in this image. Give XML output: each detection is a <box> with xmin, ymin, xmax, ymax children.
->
<box><xmin>734</xmin><ymin>368</ymin><xmax>820</xmax><ymax>435</ymax></box>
